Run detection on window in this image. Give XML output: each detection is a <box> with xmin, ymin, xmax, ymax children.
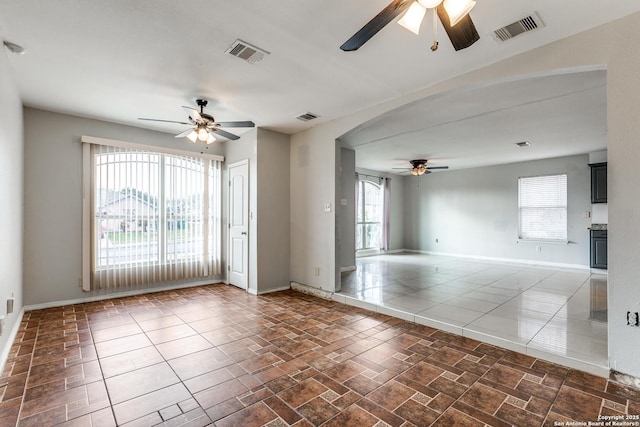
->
<box><xmin>518</xmin><ymin>174</ymin><xmax>567</xmax><ymax>241</ymax></box>
<box><xmin>82</xmin><ymin>137</ymin><xmax>222</xmax><ymax>290</ymax></box>
<box><xmin>356</xmin><ymin>180</ymin><xmax>382</xmax><ymax>250</ymax></box>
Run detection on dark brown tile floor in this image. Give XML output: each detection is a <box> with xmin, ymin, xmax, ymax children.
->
<box><xmin>1</xmin><ymin>284</ymin><xmax>639</xmax><ymax>426</ymax></box>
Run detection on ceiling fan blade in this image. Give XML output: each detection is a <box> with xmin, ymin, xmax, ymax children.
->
<box><xmin>340</xmin><ymin>0</ymin><xmax>413</xmax><ymax>51</ymax></box>
<box><xmin>210</xmin><ymin>127</ymin><xmax>240</xmax><ymax>141</ymax></box>
<box><xmin>138</xmin><ymin>118</ymin><xmax>191</xmax><ymax>125</ymax></box>
<box><xmin>182</xmin><ymin>106</ymin><xmax>203</xmax><ymax>123</ymax></box>
<box><xmin>436</xmin><ymin>4</ymin><xmax>479</xmax><ymax>51</ymax></box>
<box><xmin>174</xmin><ymin>128</ymin><xmax>195</xmax><ymax>138</ymax></box>
<box><xmin>426</xmin><ymin>166</ymin><xmax>449</xmax><ymax>169</ymax></box>
<box><xmin>214</xmin><ymin>121</ymin><xmax>255</xmax><ymax>128</ymax></box>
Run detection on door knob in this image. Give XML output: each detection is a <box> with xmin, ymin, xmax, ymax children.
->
<box><xmin>241</xmin><ymin>231</ymin><xmax>247</xmax><ymax>235</ymax></box>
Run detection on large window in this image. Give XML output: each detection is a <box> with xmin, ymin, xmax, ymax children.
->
<box><xmin>518</xmin><ymin>174</ymin><xmax>567</xmax><ymax>241</ymax></box>
<box><xmin>82</xmin><ymin>137</ymin><xmax>222</xmax><ymax>290</ymax></box>
<box><xmin>356</xmin><ymin>180</ymin><xmax>382</xmax><ymax>250</ymax></box>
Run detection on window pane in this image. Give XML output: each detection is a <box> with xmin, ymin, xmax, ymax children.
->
<box><xmin>165</xmin><ymin>155</ymin><xmax>204</xmax><ymax>262</ymax></box>
<box><xmin>364</xmin><ymin>223</ymin><xmax>380</xmax><ymax>249</ymax></box>
<box><xmin>355</xmin><ymin>224</ymin><xmax>363</xmax><ymax>250</ymax></box>
<box><xmin>94</xmin><ymin>151</ymin><xmax>160</xmax><ymax>267</ymax></box>
<box><xmin>518</xmin><ymin>174</ymin><xmax>567</xmax><ymax>241</ymax></box>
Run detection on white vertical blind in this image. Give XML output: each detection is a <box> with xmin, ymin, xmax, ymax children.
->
<box><xmin>85</xmin><ymin>139</ymin><xmax>222</xmax><ymax>290</ymax></box>
<box><xmin>518</xmin><ymin>174</ymin><xmax>568</xmax><ymax>241</ymax></box>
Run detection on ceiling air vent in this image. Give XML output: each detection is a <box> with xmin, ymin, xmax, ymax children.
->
<box><xmin>493</xmin><ymin>12</ymin><xmax>544</xmax><ymax>42</ymax></box>
<box><xmin>225</xmin><ymin>39</ymin><xmax>270</xmax><ymax>64</ymax></box>
<box><xmin>296</xmin><ymin>112</ymin><xmax>319</xmax><ymax>122</ymax></box>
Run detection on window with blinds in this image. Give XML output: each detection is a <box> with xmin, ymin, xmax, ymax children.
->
<box><xmin>518</xmin><ymin>174</ymin><xmax>568</xmax><ymax>241</ymax></box>
<box><xmin>82</xmin><ymin>137</ymin><xmax>222</xmax><ymax>290</ymax></box>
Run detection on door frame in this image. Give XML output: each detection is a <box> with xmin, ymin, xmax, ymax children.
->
<box><xmin>227</xmin><ymin>159</ymin><xmax>250</xmax><ymax>290</ymax></box>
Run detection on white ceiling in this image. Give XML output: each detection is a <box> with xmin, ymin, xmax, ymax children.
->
<box><xmin>1</xmin><ymin>1</ymin><xmax>638</xmax><ymax>171</ymax></box>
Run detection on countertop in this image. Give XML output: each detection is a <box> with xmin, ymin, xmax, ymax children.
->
<box><xmin>589</xmin><ymin>223</ymin><xmax>607</xmax><ymax>230</ymax></box>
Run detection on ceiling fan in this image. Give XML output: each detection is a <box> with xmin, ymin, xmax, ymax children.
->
<box><xmin>138</xmin><ymin>99</ymin><xmax>255</xmax><ymax>143</ymax></box>
<box><xmin>393</xmin><ymin>159</ymin><xmax>449</xmax><ymax>175</ymax></box>
<box><xmin>340</xmin><ymin>0</ymin><xmax>479</xmax><ymax>52</ymax></box>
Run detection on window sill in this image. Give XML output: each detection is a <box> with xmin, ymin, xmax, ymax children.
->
<box><xmin>517</xmin><ymin>239</ymin><xmax>570</xmax><ymax>245</ymax></box>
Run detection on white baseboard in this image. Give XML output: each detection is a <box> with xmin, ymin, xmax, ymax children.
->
<box><xmin>24</xmin><ymin>280</ymin><xmax>224</xmax><ymax>312</ymax></box>
<box><xmin>356</xmin><ymin>248</ymin><xmax>405</xmax><ymax>258</ymax></box>
<box><xmin>340</xmin><ymin>266</ymin><xmax>356</xmax><ymax>273</ymax></box>
<box><xmin>403</xmin><ymin>249</ymin><xmax>590</xmax><ymax>270</ymax></box>
<box><xmin>0</xmin><ymin>307</ymin><xmax>25</xmax><ymax>379</ymax></box>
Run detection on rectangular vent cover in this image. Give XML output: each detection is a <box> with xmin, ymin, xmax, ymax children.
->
<box><xmin>493</xmin><ymin>13</ymin><xmax>544</xmax><ymax>42</ymax></box>
<box><xmin>225</xmin><ymin>39</ymin><xmax>270</xmax><ymax>64</ymax></box>
<box><xmin>296</xmin><ymin>112</ymin><xmax>319</xmax><ymax>122</ymax></box>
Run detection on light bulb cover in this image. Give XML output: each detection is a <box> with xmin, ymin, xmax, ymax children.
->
<box><xmin>443</xmin><ymin>0</ymin><xmax>475</xmax><ymax>26</ymax></box>
<box><xmin>186</xmin><ymin>130</ymin><xmax>198</xmax><ymax>143</ymax></box>
<box><xmin>398</xmin><ymin>2</ymin><xmax>427</xmax><ymax>35</ymax></box>
<box><xmin>206</xmin><ymin>133</ymin><xmax>216</xmax><ymax>144</ymax></box>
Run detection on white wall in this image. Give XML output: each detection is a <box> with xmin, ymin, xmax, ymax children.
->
<box><xmin>0</xmin><ymin>50</ymin><xmax>24</xmax><ymax>369</ymax></box>
<box><xmin>23</xmin><ymin>108</ymin><xmax>225</xmax><ymax>306</ymax></box>
<box><xmin>290</xmin><ymin>129</ymin><xmax>337</xmax><ymax>291</ymax></box>
<box><xmin>290</xmin><ymin>12</ymin><xmax>640</xmax><ymax>377</ymax></box>
<box><xmin>403</xmin><ymin>154</ymin><xmax>592</xmax><ymax>266</ymax></box>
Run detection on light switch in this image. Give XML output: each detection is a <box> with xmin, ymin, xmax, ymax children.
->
<box><xmin>324</xmin><ymin>203</ymin><xmax>331</xmax><ymax>213</ymax></box>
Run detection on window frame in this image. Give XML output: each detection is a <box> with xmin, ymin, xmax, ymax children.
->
<box><xmin>517</xmin><ymin>173</ymin><xmax>568</xmax><ymax>243</ymax></box>
<box><xmin>82</xmin><ymin>136</ymin><xmax>224</xmax><ymax>291</ymax></box>
<box><xmin>356</xmin><ymin>179</ymin><xmax>383</xmax><ymax>250</ymax></box>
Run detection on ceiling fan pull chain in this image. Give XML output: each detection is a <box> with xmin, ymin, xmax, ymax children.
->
<box><xmin>431</xmin><ymin>8</ymin><xmax>439</xmax><ymax>51</ymax></box>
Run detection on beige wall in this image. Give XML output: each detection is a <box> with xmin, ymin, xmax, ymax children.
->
<box><xmin>290</xmin><ymin>12</ymin><xmax>640</xmax><ymax>377</ymax></box>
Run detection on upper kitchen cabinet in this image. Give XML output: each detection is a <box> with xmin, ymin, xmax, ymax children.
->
<box><xmin>589</xmin><ymin>162</ymin><xmax>607</xmax><ymax>203</ymax></box>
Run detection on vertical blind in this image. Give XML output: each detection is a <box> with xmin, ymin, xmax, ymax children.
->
<box><xmin>518</xmin><ymin>174</ymin><xmax>568</xmax><ymax>241</ymax></box>
<box><xmin>83</xmin><ymin>137</ymin><xmax>222</xmax><ymax>290</ymax></box>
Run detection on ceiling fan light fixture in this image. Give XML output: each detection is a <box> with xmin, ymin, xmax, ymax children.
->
<box><xmin>398</xmin><ymin>2</ymin><xmax>427</xmax><ymax>35</ymax></box>
<box><xmin>444</xmin><ymin>0</ymin><xmax>476</xmax><ymax>26</ymax></box>
<box><xmin>206</xmin><ymin>133</ymin><xmax>216</xmax><ymax>144</ymax></box>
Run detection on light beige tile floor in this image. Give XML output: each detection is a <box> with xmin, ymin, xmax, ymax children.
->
<box><xmin>338</xmin><ymin>253</ymin><xmax>608</xmax><ymax>376</ymax></box>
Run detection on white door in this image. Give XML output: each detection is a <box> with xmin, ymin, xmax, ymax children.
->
<box><xmin>228</xmin><ymin>160</ymin><xmax>249</xmax><ymax>289</ymax></box>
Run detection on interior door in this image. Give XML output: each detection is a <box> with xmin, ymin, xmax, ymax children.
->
<box><xmin>228</xmin><ymin>160</ymin><xmax>249</xmax><ymax>289</ymax></box>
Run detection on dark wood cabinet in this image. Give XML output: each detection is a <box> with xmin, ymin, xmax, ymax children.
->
<box><xmin>589</xmin><ymin>162</ymin><xmax>607</xmax><ymax>203</ymax></box>
<box><xmin>590</xmin><ymin>229</ymin><xmax>608</xmax><ymax>269</ymax></box>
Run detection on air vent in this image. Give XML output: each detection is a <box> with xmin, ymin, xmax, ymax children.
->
<box><xmin>515</xmin><ymin>141</ymin><xmax>531</xmax><ymax>147</ymax></box>
<box><xmin>225</xmin><ymin>39</ymin><xmax>270</xmax><ymax>64</ymax></box>
<box><xmin>493</xmin><ymin>12</ymin><xmax>544</xmax><ymax>42</ymax></box>
<box><xmin>296</xmin><ymin>112</ymin><xmax>319</xmax><ymax>122</ymax></box>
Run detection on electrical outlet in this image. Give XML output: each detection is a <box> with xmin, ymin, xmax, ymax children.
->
<box><xmin>536</xmin><ymin>245</ymin><xmax>542</xmax><ymax>252</ymax></box>
<box><xmin>627</xmin><ymin>311</ymin><xmax>640</xmax><ymax>327</ymax></box>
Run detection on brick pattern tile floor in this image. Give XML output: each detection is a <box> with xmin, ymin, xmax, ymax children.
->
<box><xmin>1</xmin><ymin>284</ymin><xmax>639</xmax><ymax>426</ymax></box>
